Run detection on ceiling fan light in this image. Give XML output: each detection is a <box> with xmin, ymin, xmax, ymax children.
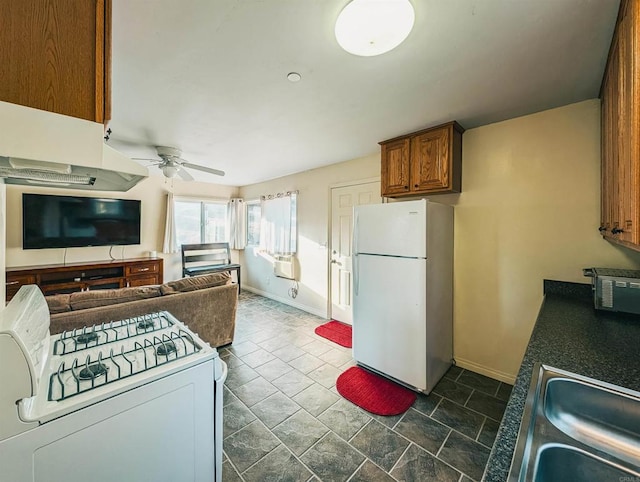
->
<box><xmin>335</xmin><ymin>0</ymin><xmax>415</xmax><ymax>57</ymax></box>
<box><xmin>161</xmin><ymin>165</ymin><xmax>179</xmax><ymax>178</ymax></box>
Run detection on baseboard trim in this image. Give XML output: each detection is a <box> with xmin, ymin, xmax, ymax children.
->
<box><xmin>242</xmin><ymin>285</ymin><xmax>328</xmax><ymax>319</ymax></box>
<box><xmin>453</xmin><ymin>357</ymin><xmax>516</xmax><ymax>385</ymax></box>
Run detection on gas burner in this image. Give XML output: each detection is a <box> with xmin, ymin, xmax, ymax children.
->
<box><xmin>78</xmin><ymin>363</ymin><xmax>108</xmax><ymax>380</ymax></box>
<box><xmin>75</xmin><ymin>332</ymin><xmax>98</xmax><ymax>345</ymax></box>
<box><xmin>137</xmin><ymin>319</ymin><xmax>155</xmax><ymax>330</ymax></box>
<box><xmin>54</xmin><ymin>313</ymin><xmax>175</xmax><ymax>356</ymax></box>
<box><xmin>156</xmin><ymin>341</ymin><xmax>177</xmax><ymax>356</ymax></box>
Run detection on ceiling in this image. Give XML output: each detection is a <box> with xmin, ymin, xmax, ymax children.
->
<box><xmin>108</xmin><ymin>0</ymin><xmax>620</xmax><ymax>186</ymax></box>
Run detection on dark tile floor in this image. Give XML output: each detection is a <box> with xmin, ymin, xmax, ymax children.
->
<box><xmin>220</xmin><ymin>292</ymin><xmax>512</xmax><ymax>482</ymax></box>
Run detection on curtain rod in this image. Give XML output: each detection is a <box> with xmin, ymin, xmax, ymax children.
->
<box><xmin>260</xmin><ymin>190</ymin><xmax>299</xmax><ymax>201</ymax></box>
<box><xmin>173</xmin><ymin>194</ymin><xmax>231</xmax><ymax>203</ymax></box>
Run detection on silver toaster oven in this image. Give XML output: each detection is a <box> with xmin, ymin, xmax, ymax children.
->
<box><xmin>583</xmin><ymin>268</ymin><xmax>640</xmax><ymax>315</ymax></box>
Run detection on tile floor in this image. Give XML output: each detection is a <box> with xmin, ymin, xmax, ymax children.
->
<box><xmin>220</xmin><ymin>292</ymin><xmax>512</xmax><ymax>482</ymax></box>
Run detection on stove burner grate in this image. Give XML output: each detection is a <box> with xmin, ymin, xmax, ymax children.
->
<box><xmin>54</xmin><ymin>312</ymin><xmax>174</xmax><ymax>355</ymax></box>
<box><xmin>75</xmin><ymin>332</ymin><xmax>99</xmax><ymax>345</ymax></box>
<box><xmin>78</xmin><ymin>362</ymin><xmax>108</xmax><ymax>380</ymax></box>
<box><xmin>156</xmin><ymin>341</ymin><xmax>177</xmax><ymax>356</ymax></box>
<box><xmin>49</xmin><ymin>328</ymin><xmax>202</xmax><ymax>402</ymax></box>
<box><xmin>137</xmin><ymin>319</ymin><xmax>155</xmax><ymax>330</ymax></box>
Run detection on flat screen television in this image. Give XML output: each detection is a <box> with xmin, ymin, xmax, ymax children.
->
<box><xmin>23</xmin><ymin>194</ymin><xmax>141</xmax><ymax>249</ymax></box>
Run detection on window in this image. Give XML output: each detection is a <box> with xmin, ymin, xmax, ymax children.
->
<box><xmin>246</xmin><ymin>201</ymin><xmax>261</xmax><ymax>245</ymax></box>
<box><xmin>260</xmin><ymin>192</ymin><xmax>297</xmax><ymax>255</ymax></box>
<box><xmin>175</xmin><ymin>199</ymin><xmax>228</xmax><ymax>246</ymax></box>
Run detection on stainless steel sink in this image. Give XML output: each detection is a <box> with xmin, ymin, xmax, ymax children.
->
<box><xmin>534</xmin><ymin>444</ymin><xmax>633</xmax><ymax>482</ymax></box>
<box><xmin>508</xmin><ymin>364</ymin><xmax>640</xmax><ymax>481</ymax></box>
<box><xmin>544</xmin><ymin>376</ymin><xmax>640</xmax><ymax>465</ymax></box>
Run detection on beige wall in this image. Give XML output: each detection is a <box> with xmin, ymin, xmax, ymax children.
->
<box><xmin>437</xmin><ymin>99</ymin><xmax>640</xmax><ymax>381</ymax></box>
<box><xmin>6</xmin><ymin>176</ymin><xmax>238</xmax><ymax>281</ymax></box>
<box><xmin>238</xmin><ymin>154</ymin><xmax>380</xmax><ymax>316</ymax></box>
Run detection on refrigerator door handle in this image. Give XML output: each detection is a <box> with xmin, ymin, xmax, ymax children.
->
<box><xmin>354</xmin><ymin>253</ymin><xmax>359</xmax><ymax>296</ymax></box>
<box><xmin>353</xmin><ymin>211</ymin><xmax>359</xmax><ymax>296</ymax></box>
<box><xmin>353</xmin><ymin>211</ymin><xmax>359</xmax><ymax>255</ymax></box>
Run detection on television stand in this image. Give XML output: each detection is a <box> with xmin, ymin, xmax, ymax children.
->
<box><xmin>6</xmin><ymin>258</ymin><xmax>163</xmax><ymax>301</ymax></box>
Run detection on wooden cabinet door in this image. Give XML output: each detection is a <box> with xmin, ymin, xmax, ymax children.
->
<box><xmin>602</xmin><ymin>0</ymin><xmax>640</xmax><ymax>247</ymax></box>
<box><xmin>619</xmin><ymin>2</ymin><xmax>639</xmax><ymax>245</ymax></box>
<box><xmin>615</xmin><ymin>7</ymin><xmax>637</xmax><ymax>247</ymax></box>
<box><xmin>632</xmin><ymin>0</ymin><xmax>640</xmax><ymax>245</ymax></box>
<box><xmin>0</xmin><ymin>0</ymin><xmax>111</xmax><ymax>123</ymax></box>
<box><xmin>601</xmin><ymin>78</ymin><xmax>611</xmax><ymax>233</ymax></box>
<box><xmin>381</xmin><ymin>138</ymin><xmax>411</xmax><ymax>196</ymax></box>
<box><xmin>602</xmin><ymin>57</ymin><xmax>617</xmax><ymax>235</ymax></box>
<box><xmin>602</xmin><ymin>34</ymin><xmax>621</xmax><ymax>239</ymax></box>
<box><xmin>410</xmin><ymin>126</ymin><xmax>451</xmax><ymax>192</ymax></box>
<box><xmin>127</xmin><ymin>275</ymin><xmax>160</xmax><ymax>287</ymax></box>
<box><xmin>610</xmin><ymin>43</ymin><xmax>621</xmax><ymax>234</ymax></box>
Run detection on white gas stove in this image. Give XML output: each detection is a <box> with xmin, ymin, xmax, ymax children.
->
<box><xmin>0</xmin><ymin>285</ymin><xmax>226</xmax><ymax>482</ymax></box>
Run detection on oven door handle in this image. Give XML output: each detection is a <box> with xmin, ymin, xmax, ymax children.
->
<box><xmin>217</xmin><ymin>358</ymin><xmax>228</xmax><ymax>385</ymax></box>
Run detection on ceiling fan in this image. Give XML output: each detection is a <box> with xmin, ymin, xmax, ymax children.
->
<box><xmin>134</xmin><ymin>146</ymin><xmax>225</xmax><ymax>181</ymax></box>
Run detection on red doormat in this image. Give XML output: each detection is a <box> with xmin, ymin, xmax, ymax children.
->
<box><xmin>336</xmin><ymin>366</ymin><xmax>416</xmax><ymax>416</ymax></box>
<box><xmin>314</xmin><ymin>320</ymin><xmax>352</xmax><ymax>348</ymax></box>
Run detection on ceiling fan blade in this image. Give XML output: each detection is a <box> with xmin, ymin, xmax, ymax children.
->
<box><xmin>131</xmin><ymin>157</ymin><xmax>160</xmax><ymax>162</ymax></box>
<box><xmin>182</xmin><ymin>162</ymin><xmax>225</xmax><ymax>177</ymax></box>
<box><xmin>177</xmin><ymin>167</ymin><xmax>194</xmax><ymax>181</ymax></box>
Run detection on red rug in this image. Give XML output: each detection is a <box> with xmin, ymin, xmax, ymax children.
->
<box><xmin>336</xmin><ymin>366</ymin><xmax>416</xmax><ymax>416</ymax></box>
<box><xmin>314</xmin><ymin>320</ymin><xmax>352</xmax><ymax>348</ymax></box>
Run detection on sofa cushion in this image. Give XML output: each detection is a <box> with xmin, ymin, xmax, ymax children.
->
<box><xmin>46</xmin><ymin>294</ymin><xmax>71</xmax><ymax>314</ymax></box>
<box><xmin>69</xmin><ymin>286</ymin><xmax>161</xmax><ymax>311</ymax></box>
<box><xmin>160</xmin><ymin>272</ymin><xmax>231</xmax><ymax>295</ymax></box>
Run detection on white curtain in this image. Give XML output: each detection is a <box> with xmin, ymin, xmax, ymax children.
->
<box><xmin>162</xmin><ymin>192</ymin><xmax>179</xmax><ymax>253</ymax></box>
<box><xmin>260</xmin><ymin>192</ymin><xmax>297</xmax><ymax>255</ymax></box>
<box><xmin>227</xmin><ymin>198</ymin><xmax>246</xmax><ymax>250</ymax></box>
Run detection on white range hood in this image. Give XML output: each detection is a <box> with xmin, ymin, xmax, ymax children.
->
<box><xmin>0</xmin><ymin>101</ymin><xmax>147</xmax><ymax>191</ymax></box>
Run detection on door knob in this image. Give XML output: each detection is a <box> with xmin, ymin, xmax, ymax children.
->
<box><xmin>331</xmin><ymin>259</ymin><xmax>342</xmax><ymax>266</ymax></box>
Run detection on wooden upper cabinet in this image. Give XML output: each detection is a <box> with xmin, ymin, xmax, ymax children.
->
<box><xmin>381</xmin><ymin>138</ymin><xmax>411</xmax><ymax>195</ymax></box>
<box><xmin>618</xmin><ymin>3</ymin><xmax>638</xmax><ymax>245</ymax></box>
<box><xmin>601</xmin><ymin>0</ymin><xmax>640</xmax><ymax>250</ymax></box>
<box><xmin>0</xmin><ymin>0</ymin><xmax>112</xmax><ymax>124</ymax></box>
<box><xmin>380</xmin><ymin>121</ymin><xmax>464</xmax><ymax>198</ymax></box>
<box><xmin>411</xmin><ymin>127</ymin><xmax>451</xmax><ymax>192</ymax></box>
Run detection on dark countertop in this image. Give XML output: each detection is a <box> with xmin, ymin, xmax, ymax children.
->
<box><xmin>483</xmin><ymin>281</ymin><xmax>640</xmax><ymax>482</ymax></box>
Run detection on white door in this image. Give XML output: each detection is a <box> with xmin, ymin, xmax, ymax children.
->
<box><xmin>330</xmin><ymin>181</ymin><xmax>380</xmax><ymax>324</ymax></box>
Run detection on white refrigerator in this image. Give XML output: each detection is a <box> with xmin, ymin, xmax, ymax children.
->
<box><xmin>352</xmin><ymin>199</ymin><xmax>453</xmax><ymax>393</ymax></box>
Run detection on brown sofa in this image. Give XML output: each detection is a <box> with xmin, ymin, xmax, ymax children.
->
<box><xmin>46</xmin><ymin>272</ymin><xmax>238</xmax><ymax>348</ymax></box>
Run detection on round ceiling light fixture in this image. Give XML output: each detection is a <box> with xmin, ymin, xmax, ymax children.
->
<box><xmin>161</xmin><ymin>164</ymin><xmax>179</xmax><ymax>178</ymax></box>
<box><xmin>287</xmin><ymin>72</ymin><xmax>302</xmax><ymax>82</ymax></box>
<box><xmin>335</xmin><ymin>0</ymin><xmax>415</xmax><ymax>57</ymax></box>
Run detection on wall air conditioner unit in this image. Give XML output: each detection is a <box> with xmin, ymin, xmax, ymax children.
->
<box><xmin>274</xmin><ymin>256</ymin><xmax>296</xmax><ymax>280</ymax></box>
